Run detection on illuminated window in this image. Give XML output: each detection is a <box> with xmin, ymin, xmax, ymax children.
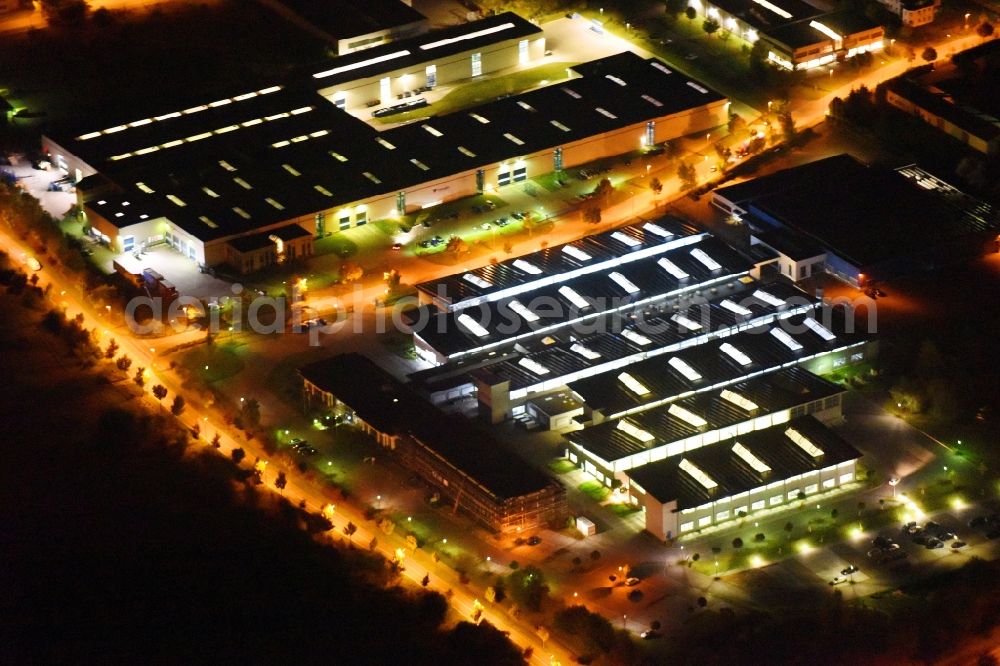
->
<box><xmin>422</xmin><ymin>124</ymin><xmax>443</xmax><ymax>137</ymax></box>
<box><xmin>595</xmin><ymin>107</ymin><xmax>617</xmax><ymax>119</ymax></box>
<box><xmin>753</xmin><ymin>289</ymin><xmax>784</xmax><ymax>307</ymax></box>
<box><xmin>668</xmin><ymin>357</ymin><xmax>702</xmax><ymax>381</ymax></box>
<box><xmin>503</xmin><ymin>133</ymin><xmax>524</xmax><ymax>146</ymax></box>
<box><xmin>658</xmin><ymin>257</ymin><xmax>689</xmax><ymax>280</ymax></box>
<box><xmin>720</xmin><ymin>389</ymin><xmax>759</xmax><ymax>412</ymax></box>
<box><xmin>669</xmin><ymin>404</ymin><xmax>707</xmax><ymax>428</ymax></box>
<box><xmin>232</xmin><ymin>207</ymin><xmax>251</xmax><ymax>219</ymax></box>
<box><xmin>644</xmin><ymin>222</ymin><xmax>672</xmax><ymax>238</ymax></box>
<box><xmin>621</xmin><ymin>328</ymin><xmax>652</xmax><ymax>346</ymax></box>
<box><xmin>720</xmin><ymin>299</ymin><xmax>752</xmax><ymax>316</ymax></box>
<box><xmin>770</xmin><ymin>327</ymin><xmax>804</xmax><ymax>351</ymax></box>
<box><xmin>732</xmin><ymin>442</ymin><xmax>771</xmax><ymax>473</ymax></box>
<box><xmin>679</xmin><ymin>458</ymin><xmax>717</xmax><ymax>489</ymax></box>
<box><xmin>571</xmin><ymin>343</ymin><xmax>601</xmax><ymax>360</ymax></box>
<box><xmin>719</xmin><ymin>342</ymin><xmax>753</xmax><ymax>366</ymax></box>
<box><xmin>672</xmin><ymin>313</ymin><xmax>703</xmax><ymax>332</ymax></box>
<box><xmin>611</xmin><ymin>231</ymin><xmax>640</xmax><ymax>247</ymax></box>
<box><xmin>804</xmin><ymin>317</ymin><xmax>836</xmax><ymax>341</ymax></box>
<box><xmin>550</xmin><ymin>120</ymin><xmax>571</xmax><ymax>132</ymax></box>
<box><xmin>617</xmin><ymin>420</ymin><xmax>654</xmax><ymax>442</ymax></box>
<box><xmin>690</xmin><ymin>247</ymin><xmax>722</xmax><ymax>271</ymax></box>
<box><xmin>558</xmin><ymin>286</ymin><xmax>590</xmax><ymax>309</ymax></box>
<box><xmin>166</xmin><ymin>195</ymin><xmax>186</xmax><ymax>207</ymax></box>
<box><xmin>786</xmin><ymin>428</ymin><xmax>824</xmax><ymax>458</ymax></box>
<box><xmin>562</xmin><ymin>245</ymin><xmax>592</xmax><ymax>262</ymax></box>
<box><xmin>512</xmin><ymin>259</ymin><xmax>542</xmax><ymax>275</ymax></box>
<box><xmin>282</xmin><ymin>164</ymin><xmax>301</xmax><ymax>176</ymax></box>
<box><xmin>518</xmin><ymin>357</ymin><xmax>550</xmax><ymax>375</ymax></box>
<box><xmin>508</xmin><ymin>300</ymin><xmax>539</xmax><ymax>322</ymax></box>
<box><xmin>462</xmin><ymin>274</ymin><xmax>492</xmax><ymax>289</ymax></box>
<box><xmin>618</xmin><ymin>372</ymin><xmax>651</xmax><ymax>396</ymax></box>
<box><xmin>609</xmin><ymin>272</ymin><xmax>640</xmax><ymax>294</ymax></box>
<box><xmin>457</xmin><ymin>313</ymin><xmax>489</xmax><ymax>337</ymax></box>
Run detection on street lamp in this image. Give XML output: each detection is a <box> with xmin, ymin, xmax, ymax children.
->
<box><xmin>889</xmin><ymin>476</ymin><xmax>900</xmax><ymax>498</ymax></box>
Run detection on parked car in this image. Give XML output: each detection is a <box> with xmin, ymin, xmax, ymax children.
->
<box><xmin>391</xmin><ymin>243</ymin><xmax>403</xmax><ymax>251</ymax></box>
<box><xmin>925</xmin><ymin>538</ymin><xmax>944</xmax><ymax>550</ymax></box>
<box><xmin>495</xmin><ymin>217</ymin><xmax>509</xmax><ymax>227</ymax></box>
<box><xmin>829</xmin><ymin>576</ymin><xmax>847</xmax><ymax>586</ymax></box>
<box><xmin>625</xmin><ymin>577</ymin><xmax>641</xmax><ymax>587</ymax></box>
<box><xmin>26</xmin><ymin>257</ymin><xmax>41</xmax><ymax>271</ymax></box>
<box><xmin>951</xmin><ymin>541</ymin><xmax>967</xmax><ymax>549</ymax></box>
<box><xmin>640</xmin><ymin>630</ymin><xmax>661</xmax><ymax>640</ymax></box>
<box><xmin>841</xmin><ymin>565</ymin><xmax>859</xmax><ymax>576</ymax></box>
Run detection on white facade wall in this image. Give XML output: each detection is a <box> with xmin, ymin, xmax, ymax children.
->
<box><xmin>318</xmin><ymin>35</ymin><xmax>546</xmax><ymax>110</ymax></box>
<box><xmin>638</xmin><ymin>458</ymin><xmax>858</xmax><ymax>540</ymax></box>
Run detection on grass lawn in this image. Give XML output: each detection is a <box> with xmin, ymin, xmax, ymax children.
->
<box><xmin>579</xmin><ymin>480</ymin><xmax>611</xmax><ymax>502</ymax></box>
<box><xmin>178</xmin><ymin>341</ymin><xmax>246</xmax><ymax>383</ymax></box>
<box><xmin>608</xmin><ymin>502</ymin><xmax>641</xmax><ymax>517</ymax></box>
<box><xmin>379</xmin><ymin>331</ymin><xmax>417</xmax><ymax>360</ymax></box>
<box><xmin>315</xmin><ymin>233</ymin><xmax>359</xmax><ymax>258</ymax></box>
<box><xmin>548</xmin><ymin>458</ymin><xmax>577</xmax><ymax>474</ymax></box>
<box><xmin>375</xmin><ymin>62</ymin><xmax>579</xmax><ymax>124</ymax></box>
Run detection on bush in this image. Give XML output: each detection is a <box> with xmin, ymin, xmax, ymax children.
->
<box><xmin>754</xmin><ymin>533</ymin><xmax>766</xmax><ymax>542</ymax></box>
<box><xmin>732</xmin><ymin>537</ymin><xmax>744</xmax><ymax>549</ymax></box>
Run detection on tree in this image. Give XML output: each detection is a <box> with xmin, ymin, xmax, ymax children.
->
<box><xmin>777</xmin><ymin>108</ymin><xmax>796</xmax><ymax>142</ymax></box>
<box><xmin>231</xmin><ymin>447</ymin><xmax>246</xmax><ymax>464</ymax></box>
<box><xmin>582</xmin><ymin>205</ymin><xmax>602</xmax><ymax>225</ymax></box>
<box><xmin>571</xmin><ymin>556</ymin><xmax>582</xmax><ymax>569</ymax></box>
<box><xmin>857</xmin><ymin>501</ymin><xmax>866</xmax><ymax>517</ymax></box>
<box><xmin>344</xmin><ymin>521</ymin><xmax>357</xmax><ymax>543</ymax></box>
<box><xmin>665</xmin><ymin>0</ymin><xmax>687</xmax><ymax>17</ymax></box>
<box><xmin>133</xmin><ymin>367</ymin><xmax>145</xmax><ymax>389</ymax></box>
<box><xmin>421</xmin><ymin>573</ymin><xmax>430</xmax><ymax>587</ymax></box>
<box><xmin>697</xmin><ymin>596</ymin><xmax>708</xmax><ymax>608</ymax></box>
<box><xmin>507</xmin><ymin>566</ymin><xmax>547</xmax><ymax>612</ymax></box>
<box><xmin>116</xmin><ymin>355</ymin><xmax>132</xmax><ymax>373</ymax></box>
<box><xmin>650</xmin><ymin>176</ymin><xmax>663</xmax><ymax>194</ymax></box>
<box><xmin>211</xmin><ymin>433</ymin><xmax>222</xmax><ymax>449</ymax></box>
<box><xmin>445</xmin><ymin>236</ymin><xmax>469</xmax><ymax>254</ymax></box>
<box><xmin>152</xmin><ymin>384</ymin><xmax>168</xmax><ymax>405</ymax></box>
<box><xmin>702</xmin><ymin>18</ymin><xmax>720</xmax><ymax>36</ymax></box>
<box><xmin>784</xmin><ymin>521</ymin><xmax>794</xmax><ymax>535</ymax></box>
<box><xmin>590</xmin><ymin>550</ymin><xmax>601</xmax><ymax>562</ymax></box>
<box><xmin>921</xmin><ymin>47</ymin><xmax>937</xmax><ymax>63</ymax></box>
<box><xmin>241</xmin><ymin>398</ymin><xmax>261</xmax><ymax>428</ymax></box>
<box><xmin>274</xmin><ymin>471</ymin><xmax>287</xmax><ymax>492</ymax></box>
<box><xmin>732</xmin><ymin>537</ymin><xmax>744</xmax><ymax>549</ymax></box>
<box><xmin>754</xmin><ymin>532</ymin><xmax>765</xmax><ymax>542</ymax></box>
<box><xmin>339</xmin><ymin>261</ymin><xmax>363</xmax><ymax>283</ymax></box>
<box><xmin>651</xmin><ymin>620</ymin><xmax>662</xmax><ymax>631</ymax></box>
<box><xmin>977</xmin><ymin>22</ymin><xmax>995</xmax><ymax>38</ymax></box>
<box><xmin>170</xmin><ymin>395</ymin><xmax>186</xmax><ymax>416</ymax></box>
<box><xmin>677</xmin><ymin>161</ymin><xmax>697</xmax><ymax>191</ymax></box>
<box><xmin>685</xmin><ymin>6</ymin><xmax>696</xmax><ymax>21</ymax></box>
<box><xmin>41</xmin><ymin>0</ymin><xmax>89</xmax><ymax>25</ymax></box>
<box><xmin>592</xmin><ymin>177</ymin><xmax>614</xmax><ymax>202</ymax></box>
<box><xmin>104</xmin><ymin>338</ymin><xmax>118</xmax><ymax>359</ymax></box>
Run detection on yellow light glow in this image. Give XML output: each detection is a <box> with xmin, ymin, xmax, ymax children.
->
<box><xmin>750</xmin><ymin>554</ymin><xmax>764</xmax><ymax>568</ymax></box>
<box><xmin>797</xmin><ymin>541</ymin><xmax>813</xmax><ymax>555</ymax></box>
<box><xmin>951</xmin><ymin>497</ymin><xmax>967</xmax><ymax>510</ymax></box>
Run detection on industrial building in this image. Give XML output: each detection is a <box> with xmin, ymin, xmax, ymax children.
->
<box><xmin>627</xmin><ymin>415</ymin><xmax>861</xmax><ymax>540</ymax></box>
<box><xmin>299</xmin><ymin>353</ymin><xmax>567</xmax><ymax>535</ymax></box>
<box><xmin>873</xmin><ymin>0</ymin><xmax>937</xmax><ymax>27</ymax></box>
<box><xmin>882</xmin><ymin>43</ymin><xmax>1000</xmax><ymax>156</ymax></box>
<box><xmin>686</xmin><ymin>0</ymin><xmax>883</xmax><ymax>70</ymax></box>
<box><xmin>268</xmin><ymin>0</ymin><xmax>429</xmax><ymax>55</ymax></box>
<box><xmin>712</xmin><ymin>154</ymin><xmax>999</xmax><ymax>285</ymax></box>
<box><xmin>41</xmin><ymin>13</ymin><xmax>727</xmax><ymax>276</ymax></box>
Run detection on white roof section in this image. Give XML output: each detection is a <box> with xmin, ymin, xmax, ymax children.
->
<box><xmin>668</xmin><ymin>403</ymin><xmax>708</xmax><ymax>428</ymax></box>
<box><xmin>609</xmin><ymin>271</ymin><xmax>641</xmax><ymax>294</ymax></box>
<box><xmin>668</xmin><ymin>356</ymin><xmax>702</xmax><ymax>382</ymax></box>
<box><xmin>518</xmin><ymin>357</ymin><xmax>550</xmax><ymax>376</ymax></box>
<box><xmin>804</xmin><ymin>317</ymin><xmax>837</xmax><ymax>341</ymax></box>
<box><xmin>720</xmin><ymin>389</ymin><xmax>759</xmax><ymax>412</ymax></box>
<box><xmin>732</xmin><ymin>442</ymin><xmax>772</xmax><ymax>473</ymax></box>
<box><xmin>456</xmin><ymin>313</ymin><xmax>489</xmax><ymax>338</ymax></box>
<box><xmin>720</xmin><ymin>299</ymin><xmax>753</xmax><ymax>316</ymax></box>
<box><xmin>786</xmin><ymin>427</ymin><xmax>824</xmax><ymax>457</ymax></box>
<box><xmin>770</xmin><ymin>326</ymin><xmax>805</xmax><ymax>351</ymax></box>
<box><xmin>690</xmin><ymin>247</ymin><xmax>722</xmax><ymax>271</ymax></box>
<box><xmin>753</xmin><ymin>289</ymin><xmax>786</xmax><ymax>307</ymax></box>
<box><xmin>571</xmin><ymin>343</ymin><xmax>602</xmax><ymax>360</ymax></box>
<box><xmin>719</xmin><ymin>342</ymin><xmax>753</xmax><ymax>366</ymax></box>
<box><xmin>679</xmin><ymin>458</ymin><xmax>718</xmax><ymax>489</ymax></box>
<box><xmin>618</xmin><ymin>371</ymin><xmax>652</xmax><ymax>396</ymax></box>
<box><xmin>617</xmin><ymin>420</ymin><xmax>655</xmax><ymax>442</ymax></box>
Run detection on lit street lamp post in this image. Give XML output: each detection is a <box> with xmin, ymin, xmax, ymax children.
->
<box><xmin>889</xmin><ymin>477</ymin><xmax>900</xmax><ymax>498</ymax></box>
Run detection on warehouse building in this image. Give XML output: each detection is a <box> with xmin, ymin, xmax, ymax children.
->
<box><xmin>563</xmin><ymin>366</ymin><xmax>845</xmax><ymax>485</ymax></box>
<box><xmin>686</xmin><ymin>0</ymin><xmax>883</xmax><ymax>70</ymax></box>
<box><xmin>42</xmin><ymin>14</ymin><xmax>727</xmax><ymax>276</ymax></box>
<box><xmin>269</xmin><ymin>0</ymin><xmax>429</xmax><ymax>55</ymax></box>
<box><xmin>299</xmin><ymin>353</ymin><xmax>568</xmax><ymax>534</ymax></box>
<box><xmin>712</xmin><ymin>154</ymin><xmax>999</xmax><ymax>285</ymax></box>
<box><xmin>627</xmin><ymin>415</ymin><xmax>861</xmax><ymax>540</ymax></box>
